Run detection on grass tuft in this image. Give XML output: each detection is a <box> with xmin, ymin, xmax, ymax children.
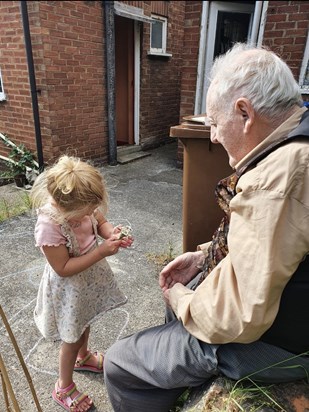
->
<box><xmin>146</xmin><ymin>241</ymin><xmax>176</xmax><ymax>274</ymax></box>
<box><xmin>0</xmin><ymin>191</ymin><xmax>31</xmax><ymax>222</ymax></box>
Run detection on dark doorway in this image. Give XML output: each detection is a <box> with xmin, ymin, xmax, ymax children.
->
<box><xmin>115</xmin><ymin>15</ymin><xmax>134</xmax><ymax>146</ymax></box>
<box><xmin>214</xmin><ymin>11</ymin><xmax>251</xmax><ymax>58</ymax></box>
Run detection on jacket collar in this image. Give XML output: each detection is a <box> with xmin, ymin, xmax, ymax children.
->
<box><xmin>236</xmin><ymin>108</ymin><xmax>309</xmax><ymax>178</ymax></box>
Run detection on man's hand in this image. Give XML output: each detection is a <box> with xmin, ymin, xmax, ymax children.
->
<box><xmin>159</xmin><ymin>251</ymin><xmax>204</xmax><ymax>292</ymax></box>
<box><xmin>163</xmin><ymin>288</ymin><xmax>171</xmax><ymax>306</ymax></box>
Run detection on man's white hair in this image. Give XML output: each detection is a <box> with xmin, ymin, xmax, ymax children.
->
<box><xmin>209</xmin><ymin>43</ymin><xmax>303</xmax><ymax>119</ymax></box>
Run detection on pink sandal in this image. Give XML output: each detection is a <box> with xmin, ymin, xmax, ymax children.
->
<box><xmin>52</xmin><ymin>381</ymin><xmax>93</xmax><ymax>411</ymax></box>
<box><xmin>74</xmin><ymin>350</ymin><xmax>104</xmax><ymax>373</ymax></box>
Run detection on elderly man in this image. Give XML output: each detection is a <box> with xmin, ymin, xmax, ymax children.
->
<box><xmin>104</xmin><ymin>43</ymin><xmax>309</xmax><ymax>412</ymax></box>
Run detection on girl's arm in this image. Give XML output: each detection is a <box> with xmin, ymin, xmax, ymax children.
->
<box><xmin>42</xmin><ymin>237</ymin><xmax>121</xmax><ymax>278</ymax></box>
<box><xmin>95</xmin><ymin>209</ymin><xmax>134</xmax><ymax>247</ymax></box>
<box><xmin>95</xmin><ymin>209</ymin><xmax>116</xmax><ymax>239</ymax></box>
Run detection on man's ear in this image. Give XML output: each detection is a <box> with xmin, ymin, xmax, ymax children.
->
<box><xmin>235</xmin><ymin>98</ymin><xmax>255</xmax><ymax>134</ymax></box>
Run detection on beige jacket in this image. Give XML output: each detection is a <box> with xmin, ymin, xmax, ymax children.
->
<box><xmin>169</xmin><ymin>107</ymin><xmax>309</xmax><ymax>344</ymax></box>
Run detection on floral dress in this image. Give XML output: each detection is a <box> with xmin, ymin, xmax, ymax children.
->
<box><xmin>33</xmin><ymin>206</ymin><xmax>127</xmax><ymax>343</ymax></box>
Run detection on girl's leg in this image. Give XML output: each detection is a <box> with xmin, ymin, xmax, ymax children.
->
<box><xmin>59</xmin><ymin>335</ymin><xmax>85</xmax><ymax>388</ymax></box>
<box><xmin>77</xmin><ymin>326</ymin><xmax>90</xmax><ymax>359</ymax></box>
<box><xmin>57</xmin><ymin>335</ymin><xmax>93</xmax><ymax>411</ymax></box>
<box><xmin>75</xmin><ymin>326</ymin><xmax>104</xmax><ymax>370</ymax></box>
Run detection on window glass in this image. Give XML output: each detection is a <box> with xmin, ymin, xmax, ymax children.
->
<box><xmin>0</xmin><ymin>69</ymin><xmax>6</xmax><ymax>101</ymax></box>
<box><xmin>151</xmin><ymin>20</ymin><xmax>163</xmax><ymax>49</ymax></box>
<box><xmin>150</xmin><ymin>15</ymin><xmax>167</xmax><ymax>54</ymax></box>
<box><xmin>214</xmin><ymin>11</ymin><xmax>250</xmax><ymax>58</ymax></box>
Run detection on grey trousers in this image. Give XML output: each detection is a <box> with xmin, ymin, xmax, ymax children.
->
<box><xmin>104</xmin><ymin>276</ymin><xmax>309</xmax><ymax>412</ymax></box>
<box><xmin>104</xmin><ymin>319</ymin><xmax>309</xmax><ymax>412</ymax></box>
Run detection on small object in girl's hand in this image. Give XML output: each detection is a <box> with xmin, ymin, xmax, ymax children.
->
<box><xmin>118</xmin><ymin>226</ymin><xmax>132</xmax><ymax>239</ymax></box>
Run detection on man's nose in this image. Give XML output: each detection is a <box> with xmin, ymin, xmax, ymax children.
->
<box><xmin>210</xmin><ymin>134</ymin><xmax>218</xmax><ymax>144</ymax></box>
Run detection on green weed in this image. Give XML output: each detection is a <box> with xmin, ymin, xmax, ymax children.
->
<box><xmin>168</xmin><ymin>347</ymin><xmax>309</xmax><ymax>411</ymax></box>
<box><xmin>0</xmin><ymin>193</ymin><xmax>31</xmax><ymax>222</ymax></box>
<box><xmin>146</xmin><ymin>241</ymin><xmax>176</xmax><ymax>273</ymax></box>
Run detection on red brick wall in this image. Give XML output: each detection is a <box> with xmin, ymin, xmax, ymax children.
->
<box><xmin>36</xmin><ymin>1</ymin><xmax>107</xmax><ymax>164</ymax></box>
<box><xmin>176</xmin><ymin>1</ymin><xmax>202</xmax><ymax>166</ymax></box>
<box><xmin>0</xmin><ymin>1</ymin><xmax>107</xmax><ymax>165</ymax></box>
<box><xmin>0</xmin><ymin>1</ymin><xmax>36</xmax><ymax>158</ymax></box>
<box><xmin>263</xmin><ymin>0</ymin><xmax>309</xmax><ymax>100</ymax></box>
<box><xmin>177</xmin><ymin>0</ymin><xmax>309</xmax><ymax>121</ymax></box>
<box><xmin>179</xmin><ymin>1</ymin><xmax>202</xmax><ymax>120</ymax></box>
<box><xmin>139</xmin><ymin>1</ymin><xmax>186</xmax><ymax>149</ymax></box>
<box><xmin>175</xmin><ymin>0</ymin><xmax>308</xmax><ymax>166</ymax></box>
<box><xmin>2</xmin><ymin>1</ymin><xmax>306</xmax><ymax>167</ymax></box>
<box><xmin>1</xmin><ymin>0</ymin><xmax>186</xmax><ymax>164</ymax></box>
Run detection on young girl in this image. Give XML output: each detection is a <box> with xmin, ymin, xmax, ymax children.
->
<box><xmin>30</xmin><ymin>155</ymin><xmax>133</xmax><ymax>412</ymax></box>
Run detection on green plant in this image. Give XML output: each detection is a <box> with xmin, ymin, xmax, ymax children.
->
<box><xmin>0</xmin><ymin>132</ymin><xmax>39</xmax><ymax>185</ymax></box>
<box><xmin>0</xmin><ymin>195</ymin><xmax>31</xmax><ymax>222</ymax></box>
<box><xmin>226</xmin><ymin>379</ymin><xmax>283</xmax><ymax>412</ymax></box>
<box><xmin>146</xmin><ymin>241</ymin><xmax>176</xmax><ymax>274</ymax></box>
<box><xmin>168</xmin><ymin>353</ymin><xmax>309</xmax><ymax>412</ymax></box>
<box><xmin>7</xmin><ymin>144</ymin><xmax>37</xmax><ymax>176</ymax></box>
<box><xmin>169</xmin><ymin>389</ymin><xmax>191</xmax><ymax>412</ymax></box>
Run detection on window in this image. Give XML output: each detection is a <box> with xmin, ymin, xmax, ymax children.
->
<box><xmin>0</xmin><ymin>69</ymin><xmax>6</xmax><ymax>101</ymax></box>
<box><xmin>299</xmin><ymin>32</ymin><xmax>309</xmax><ymax>94</ymax></box>
<box><xmin>150</xmin><ymin>15</ymin><xmax>168</xmax><ymax>55</ymax></box>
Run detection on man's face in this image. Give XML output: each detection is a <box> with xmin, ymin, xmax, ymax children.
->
<box><xmin>206</xmin><ymin>86</ymin><xmax>249</xmax><ymax>168</ymax></box>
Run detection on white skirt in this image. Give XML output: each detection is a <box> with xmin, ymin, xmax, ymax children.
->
<box><xmin>34</xmin><ymin>258</ymin><xmax>127</xmax><ymax>343</ymax></box>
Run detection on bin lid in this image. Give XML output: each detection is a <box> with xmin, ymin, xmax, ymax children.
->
<box><xmin>182</xmin><ymin>114</ymin><xmax>208</xmax><ymax>124</ymax></box>
<box><xmin>170</xmin><ymin>114</ymin><xmax>211</xmax><ymax>139</ymax></box>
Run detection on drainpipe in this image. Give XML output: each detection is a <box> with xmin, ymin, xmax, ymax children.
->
<box><xmin>103</xmin><ymin>0</ymin><xmax>117</xmax><ymax>165</ymax></box>
<box><xmin>20</xmin><ymin>0</ymin><xmax>44</xmax><ymax>171</ymax></box>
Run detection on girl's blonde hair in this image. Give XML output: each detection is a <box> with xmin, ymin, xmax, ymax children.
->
<box><xmin>30</xmin><ymin>155</ymin><xmax>108</xmax><ymax>222</ymax></box>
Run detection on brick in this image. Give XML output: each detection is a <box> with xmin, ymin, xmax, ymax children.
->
<box><xmin>0</xmin><ymin>0</ymin><xmax>307</xmax><ymax>165</ymax></box>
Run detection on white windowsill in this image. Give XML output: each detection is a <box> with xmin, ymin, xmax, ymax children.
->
<box><xmin>147</xmin><ymin>51</ymin><xmax>172</xmax><ymax>57</ymax></box>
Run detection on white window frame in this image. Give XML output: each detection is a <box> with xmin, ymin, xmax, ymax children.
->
<box><xmin>150</xmin><ymin>15</ymin><xmax>167</xmax><ymax>54</ymax></box>
<box><xmin>299</xmin><ymin>32</ymin><xmax>309</xmax><ymax>95</ymax></box>
<box><xmin>0</xmin><ymin>69</ymin><xmax>6</xmax><ymax>101</ymax></box>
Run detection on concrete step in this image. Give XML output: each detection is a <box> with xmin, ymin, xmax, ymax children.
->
<box><xmin>117</xmin><ymin>145</ymin><xmax>151</xmax><ymax>164</ymax></box>
<box><xmin>117</xmin><ymin>150</ymin><xmax>151</xmax><ymax>164</ymax></box>
<box><xmin>117</xmin><ymin>145</ymin><xmax>142</xmax><ymax>155</ymax></box>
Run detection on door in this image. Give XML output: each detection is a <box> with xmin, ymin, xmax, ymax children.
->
<box><xmin>115</xmin><ymin>15</ymin><xmax>134</xmax><ymax>145</ymax></box>
<box><xmin>197</xmin><ymin>1</ymin><xmax>258</xmax><ymax>114</ymax></box>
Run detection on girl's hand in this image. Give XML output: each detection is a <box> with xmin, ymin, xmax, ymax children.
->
<box><xmin>113</xmin><ymin>225</ymin><xmax>133</xmax><ymax>248</ymax></box>
<box><xmin>120</xmin><ymin>235</ymin><xmax>134</xmax><ymax>248</ymax></box>
<box><xmin>112</xmin><ymin>225</ymin><xmax>122</xmax><ymax>237</ymax></box>
<box><xmin>98</xmin><ymin>237</ymin><xmax>122</xmax><ymax>257</ymax></box>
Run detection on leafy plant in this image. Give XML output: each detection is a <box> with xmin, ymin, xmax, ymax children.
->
<box><xmin>0</xmin><ymin>132</ymin><xmax>39</xmax><ymax>185</ymax></box>
<box><xmin>7</xmin><ymin>144</ymin><xmax>37</xmax><ymax>176</ymax></box>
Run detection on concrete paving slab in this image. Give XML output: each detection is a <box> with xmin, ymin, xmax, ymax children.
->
<box><xmin>0</xmin><ymin>142</ymin><xmax>183</xmax><ymax>412</ymax></box>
